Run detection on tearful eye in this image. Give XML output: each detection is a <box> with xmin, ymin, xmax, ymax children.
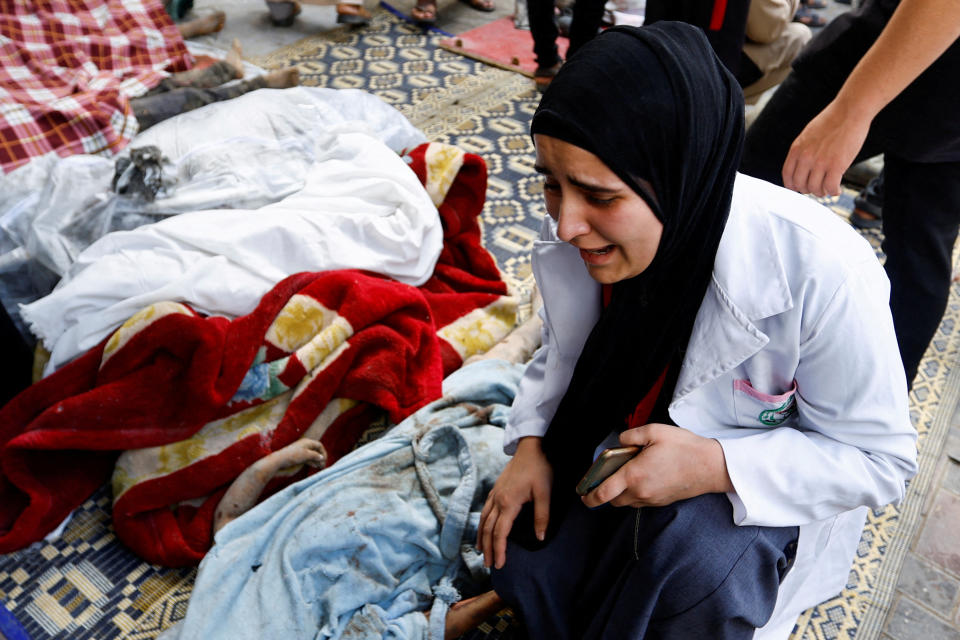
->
<box><xmin>587</xmin><ymin>195</ymin><xmax>616</xmax><ymax>205</ymax></box>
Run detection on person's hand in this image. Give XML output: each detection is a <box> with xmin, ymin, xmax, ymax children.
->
<box><xmin>477</xmin><ymin>436</ymin><xmax>553</xmax><ymax>570</ymax></box>
<box><xmin>581</xmin><ymin>423</ymin><xmax>733</xmax><ymax>509</ymax></box>
<box><xmin>781</xmin><ymin>99</ymin><xmax>872</xmax><ymax>197</ymax></box>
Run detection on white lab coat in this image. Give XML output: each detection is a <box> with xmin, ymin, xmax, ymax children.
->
<box><xmin>504</xmin><ymin>173</ymin><xmax>918</xmax><ymax>638</ymax></box>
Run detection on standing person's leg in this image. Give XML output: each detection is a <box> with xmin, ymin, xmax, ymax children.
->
<box><xmin>528</xmin><ymin>0</ymin><xmax>562</xmax><ymax>86</ymax></box>
<box><xmin>130</xmin><ymin>67</ymin><xmax>300</xmax><ymax>131</ymax></box>
<box><xmin>566</xmin><ymin>0</ymin><xmax>606</xmax><ymax>59</ymax></box>
<box><xmin>880</xmin><ymin>157</ymin><xmax>960</xmax><ymax>388</ymax></box>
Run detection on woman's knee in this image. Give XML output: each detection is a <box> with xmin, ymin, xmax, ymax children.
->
<box><xmin>632</xmin><ymin>494</ymin><xmax>792</xmax><ymax>616</ymax></box>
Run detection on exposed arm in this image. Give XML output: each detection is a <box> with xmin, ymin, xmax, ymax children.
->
<box><xmin>783</xmin><ymin>0</ymin><xmax>960</xmax><ymax>195</ymax></box>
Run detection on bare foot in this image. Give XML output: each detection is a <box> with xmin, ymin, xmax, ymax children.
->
<box><xmin>213</xmin><ymin>438</ymin><xmax>326</xmax><ymax>534</ymax></box>
<box><xmin>429</xmin><ymin>590</ymin><xmax>504</xmax><ymax>639</ymax></box>
<box><xmin>177</xmin><ymin>9</ymin><xmax>226</xmax><ymax>39</ymax></box>
<box><xmin>225</xmin><ymin>38</ymin><xmax>244</xmax><ymax>79</ymax></box>
<box><xmin>264</xmin><ymin>66</ymin><xmax>300</xmax><ymax>88</ymax></box>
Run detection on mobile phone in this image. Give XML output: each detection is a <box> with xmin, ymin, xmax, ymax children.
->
<box><xmin>575</xmin><ymin>445</ymin><xmax>641</xmax><ymax>496</ymax></box>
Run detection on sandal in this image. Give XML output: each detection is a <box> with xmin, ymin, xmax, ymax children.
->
<box><xmin>411</xmin><ymin>0</ymin><xmax>436</xmax><ymax>24</ymax></box>
<box><xmin>801</xmin><ymin>0</ymin><xmax>827</xmax><ymax>9</ymax></box>
<box><xmin>793</xmin><ymin>6</ymin><xmax>827</xmax><ymax>27</ymax></box>
<box><xmin>850</xmin><ymin>172</ymin><xmax>884</xmax><ymax>229</ymax></box>
<box><xmin>459</xmin><ymin>0</ymin><xmax>495</xmax><ymax>12</ymax></box>
<box><xmin>336</xmin><ymin>2</ymin><xmax>371</xmax><ymax>25</ymax></box>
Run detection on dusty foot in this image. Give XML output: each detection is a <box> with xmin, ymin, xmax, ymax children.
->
<box><xmin>411</xmin><ymin>0</ymin><xmax>437</xmax><ymax>24</ymax></box>
<box><xmin>336</xmin><ymin>2</ymin><xmax>372</xmax><ymax>25</ymax></box>
<box><xmin>264</xmin><ymin>66</ymin><xmax>300</xmax><ymax>88</ymax></box>
<box><xmin>225</xmin><ymin>38</ymin><xmax>244</xmax><ymax>79</ymax></box>
<box><xmin>213</xmin><ymin>438</ymin><xmax>326</xmax><ymax>534</ymax></box>
<box><xmin>425</xmin><ymin>590</ymin><xmax>504</xmax><ymax>639</ymax></box>
<box><xmin>178</xmin><ymin>9</ymin><xmax>226</xmax><ymax>39</ymax></box>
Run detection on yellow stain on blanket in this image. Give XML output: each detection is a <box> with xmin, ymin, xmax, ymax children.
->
<box><xmin>438</xmin><ymin>297</ymin><xmax>517</xmax><ymax>362</ymax></box>
<box><xmin>112</xmin><ymin>394</ymin><xmax>291</xmax><ymax>501</ymax></box>
<box><xmin>101</xmin><ymin>302</ymin><xmax>194</xmax><ymax>368</ymax></box>
<box><xmin>266</xmin><ymin>294</ymin><xmax>351</xmax><ymax>354</ymax></box>
<box><xmin>425</xmin><ymin>143</ymin><xmax>465</xmax><ymax>207</ymax></box>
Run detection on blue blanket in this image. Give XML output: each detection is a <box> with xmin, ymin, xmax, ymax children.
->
<box><xmin>163</xmin><ymin>359</ymin><xmax>520</xmax><ymax>640</ymax></box>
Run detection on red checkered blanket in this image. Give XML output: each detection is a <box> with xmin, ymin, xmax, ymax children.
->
<box><xmin>0</xmin><ymin>143</ymin><xmax>517</xmax><ymax>566</ymax></box>
<box><xmin>0</xmin><ymin>0</ymin><xmax>192</xmax><ymax>173</ymax></box>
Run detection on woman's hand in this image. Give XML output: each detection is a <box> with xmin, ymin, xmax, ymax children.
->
<box><xmin>477</xmin><ymin>436</ymin><xmax>553</xmax><ymax>570</ymax></box>
<box><xmin>581</xmin><ymin>423</ymin><xmax>733</xmax><ymax>509</ymax></box>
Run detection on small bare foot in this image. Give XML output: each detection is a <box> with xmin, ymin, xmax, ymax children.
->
<box><xmin>213</xmin><ymin>438</ymin><xmax>326</xmax><ymax>533</ymax></box>
<box><xmin>225</xmin><ymin>38</ymin><xmax>244</xmax><ymax>79</ymax></box>
<box><xmin>264</xmin><ymin>66</ymin><xmax>300</xmax><ymax>88</ymax></box>
<box><xmin>441</xmin><ymin>591</ymin><xmax>504</xmax><ymax>639</ymax></box>
<box><xmin>178</xmin><ymin>9</ymin><xmax>226</xmax><ymax>39</ymax></box>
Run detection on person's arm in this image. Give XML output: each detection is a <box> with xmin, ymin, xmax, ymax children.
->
<box><xmin>783</xmin><ymin>0</ymin><xmax>960</xmax><ymax>196</ymax></box>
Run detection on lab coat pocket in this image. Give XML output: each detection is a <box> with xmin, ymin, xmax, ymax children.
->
<box><xmin>733</xmin><ymin>379</ymin><xmax>798</xmax><ymax>428</ymax></box>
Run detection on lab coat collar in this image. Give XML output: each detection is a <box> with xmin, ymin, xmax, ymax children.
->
<box><xmin>530</xmin><ymin>174</ymin><xmax>794</xmax><ymax>396</ymax></box>
<box><xmin>673</xmin><ymin>175</ymin><xmax>794</xmax><ymax>401</ymax></box>
<box><xmin>532</xmin><ymin>229</ymin><xmax>602</xmax><ymax>361</ymax></box>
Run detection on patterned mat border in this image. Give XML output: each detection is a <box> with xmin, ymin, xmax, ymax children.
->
<box><xmin>855</xmin><ymin>289</ymin><xmax>960</xmax><ymax>638</ymax></box>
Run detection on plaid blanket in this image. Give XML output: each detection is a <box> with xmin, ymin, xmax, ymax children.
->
<box><xmin>0</xmin><ymin>0</ymin><xmax>192</xmax><ymax>173</ymax></box>
<box><xmin>0</xmin><ymin>143</ymin><xmax>516</xmax><ymax>566</ymax></box>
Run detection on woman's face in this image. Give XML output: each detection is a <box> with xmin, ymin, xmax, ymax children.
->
<box><xmin>534</xmin><ymin>134</ymin><xmax>663</xmax><ymax>284</ymax></box>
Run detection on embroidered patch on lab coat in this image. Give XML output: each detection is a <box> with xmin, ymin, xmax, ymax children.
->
<box><xmin>733</xmin><ymin>379</ymin><xmax>798</xmax><ymax>427</ymax></box>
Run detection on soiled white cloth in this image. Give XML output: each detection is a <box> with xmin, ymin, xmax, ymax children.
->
<box><xmin>18</xmin><ymin>88</ymin><xmax>436</xmax><ymax>372</ymax></box>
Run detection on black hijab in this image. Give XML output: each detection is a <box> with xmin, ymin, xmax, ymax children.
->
<box><xmin>533</xmin><ymin>23</ymin><xmax>745</xmax><ymax>492</ymax></box>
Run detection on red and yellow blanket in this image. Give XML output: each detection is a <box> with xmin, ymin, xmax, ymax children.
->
<box><xmin>0</xmin><ymin>143</ymin><xmax>516</xmax><ymax>566</ymax></box>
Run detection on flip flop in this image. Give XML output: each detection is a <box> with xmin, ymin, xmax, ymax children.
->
<box><xmin>336</xmin><ymin>2</ymin><xmax>371</xmax><ymax>24</ymax></box>
<box><xmin>802</xmin><ymin>0</ymin><xmax>828</xmax><ymax>9</ymax></box>
<box><xmin>411</xmin><ymin>1</ymin><xmax>436</xmax><ymax>24</ymax></box>
<box><xmin>459</xmin><ymin>0</ymin><xmax>495</xmax><ymax>12</ymax></box>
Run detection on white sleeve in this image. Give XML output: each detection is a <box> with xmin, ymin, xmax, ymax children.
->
<box><xmin>502</xmin><ymin>305</ymin><xmax>576</xmax><ymax>454</ymax></box>
<box><xmin>718</xmin><ymin>257</ymin><xmax>918</xmax><ymax>526</ymax></box>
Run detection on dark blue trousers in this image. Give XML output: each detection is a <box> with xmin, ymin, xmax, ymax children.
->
<box><xmin>491</xmin><ymin>493</ymin><xmax>798</xmax><ymax>639</ymax></box>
